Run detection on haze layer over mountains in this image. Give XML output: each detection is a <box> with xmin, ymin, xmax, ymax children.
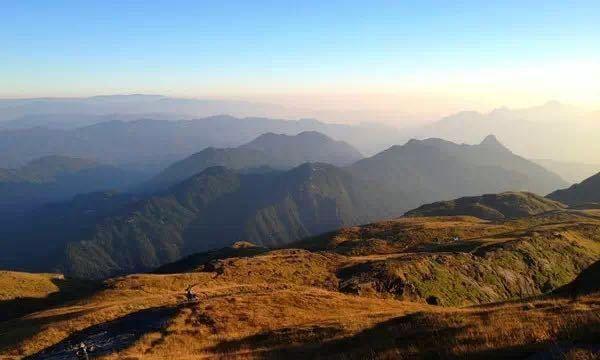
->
<box><xmin>0</xmin><ymin>94</ymin><xmax>599</xmax><ymax>280</ymax></box>
<box><xmin>412</xmin><ymin>101</ymin><xmax>600</xmax><ymax>166</ymax></box>
<box><xmin>1</xmin><ymin>95</ymin><xmax>598</xmax><ymax>178</ymax></box>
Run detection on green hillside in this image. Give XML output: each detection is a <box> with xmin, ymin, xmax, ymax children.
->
<box><xmin>28</xmin><ymin>164</ymin><xmax>387</xmax><ymax>278</ymax></box>
<box><xmin>348</xmin><ymin>136</ymin><xmax>567</xmax><ymax>213</ymax></box>
<box><xmin>405</xmin><ymin>191</ymin><xmax>566</xmax><ymax>220</ymax></box>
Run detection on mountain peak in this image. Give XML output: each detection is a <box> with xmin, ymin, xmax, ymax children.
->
<box><xmin>480</xmin><ymin>134</ymin><xmax>504</xmax><ymax>148</ymax></box>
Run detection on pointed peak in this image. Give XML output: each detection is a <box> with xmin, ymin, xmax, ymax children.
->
<box><xmin>480</xmin><ymin>135</ymin><xmax>505</xmax><ymax>148</ymax></box>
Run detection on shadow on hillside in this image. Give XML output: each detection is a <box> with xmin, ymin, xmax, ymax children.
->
<box><xmin>209</xmin><ymin>312</ymin><xmax>471</xmax><ymax>359</ymax></box>
<box><xmin>24</xmin><ymin>304</ymin><xmax>181</xmax><ymax>360</ymax></box>
<box><xmin>211</xmin><ymin>324</ymin><xmax>346</xmax><ymax>355</ymax></box>
<box><xmin>0</xmin><ymin>308</ymin><xmax>94</xmax><ymax>354</ymax></box>
<box><xmin>0</xmin><ymin>277</ymin><xmax>102</xmax><ymax>322</ymax></box>
<box><xmin>208</xmin><ymin>310</ymin><xmax>596</xmax><ymax>359</ymax></box>
<box><xmin>553</xmin><ymin>259</ymin><xmax>600</xmax><ymax>297</ymax></box>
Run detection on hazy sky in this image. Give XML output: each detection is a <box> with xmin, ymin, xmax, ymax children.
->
<box><xmin>2</xmin><ymin>0</ymin><xmax>599</xmax><ymax>119</ymax></box>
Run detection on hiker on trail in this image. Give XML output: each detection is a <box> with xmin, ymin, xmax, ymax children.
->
<box><xmin>75</xmin><ymin>342</ymin><xmax>90</xmax><ymax>360</ymax></box>
<box><xmin>185</xmin><ymin>284</ymin><xmax>198</xmax><ymax>302</ymax></box>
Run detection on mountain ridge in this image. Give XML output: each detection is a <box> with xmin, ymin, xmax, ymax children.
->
<box><xmin>146</xmin><ymin>131</ymin><xmax>363</xmax><ymax>190</ymax></box>
<box><xmin>405</xmin><ymin>191</ymin><xmax>567</xmax><ymax>220</ymax></box>
<box><xmin>0</xmin><ymin>112</ymin><xmax>403</xmax><ymax>168</ymax></box>
<box><xmin>348</xmin><ymin>135</ymin><xmax>567</xmax><ymax>212</ymax></box>
<box><xmin>22</xmin><ymin>163</ymin><xmax>384</xmax><ymax>278</ymax></box>
<box><xmin>547</xmin><ymin>171</ymin><xmax>600</xmax><ymax>206</ymax></box>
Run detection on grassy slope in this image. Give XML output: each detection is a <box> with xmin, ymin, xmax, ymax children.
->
<box><xmin>0</xmin><ymin>271</ymin><xmax>99</xmax><ymax>322</ymax></box>
<box><xmin>1</xmin><ymin>264</ymin><xmax>598</xmax><ymax>359</ymax></box>
<box><xmin>404</xmin><ymin>191</ymin><xmax>567</xmax><ymax>220</ymax></box>
<box><xmin>0</xmin><ymin>272</ymin><xmax>64</xmax><ymax>301</ymax></box>
<box><xmin>295</xmin><ymin>211</ymin><xmax>600</xmax><ymax>306</ymax></box>
<box><xmin>2</xmin><ymin>210</ymin><xmax>600</xmax><ymax>359</ymax></box>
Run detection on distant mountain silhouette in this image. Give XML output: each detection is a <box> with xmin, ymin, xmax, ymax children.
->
<box><xmin>411</xmin><ymin>102</ymin><xmax>600</xmax><ymax>164</ymax></box>
<box><xmin>0</xmin><ymin>115</ymin><xmax>401</xmax><ymax>169</ymax></box>
<box><xmin>547</xmin><ymin>171</ymin><xmax>600</xmax><ymax>206</ymax></box>
<box><xmin>0</xmin><ymin>113</ymin><xmax>186</xmax><ymax>130</ymax></box>
<box><xmin>240</xmin><ymin>131</ymin><xmax>362</xmax><ymax>165</ymax></box>
<box><xmin>0</xmin><ymin>156</ymin><xmax>144</xmax><ymax>216</ymax></box>
<box><xmin>147</xmin><ymin>131</ymin><xmax>363</xmax><ymax>190</ymax></box>
<box><xmin>0</xmin><ymin>95</ymin><xmax>286</xmax><ymax>122</ymax></box>
<box><xmin>405</xmin><ymin>191</ymin><xmax>566</xmax><ymax>220</ymax></box>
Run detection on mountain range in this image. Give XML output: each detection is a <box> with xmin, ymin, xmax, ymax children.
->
<box><xmin>146</xmin><ymin>131</ymin><xmax>362</xmax><ymax>190</ymax></box>
<box><xmin>0</xmin><ymin>96</ymin><xmax>406</xmax><ymax>169</ymax></box>
<box><xmin>0</xmin><ymin>95</ymin><xmax>287</xmax><ymax>123</ymax></box>
<box><xmin>347</xmin><ymin>135</ymin><xmax>567</xmax><ymax>210</ymax></box>
<box><xmin>0</xmin><ymin>116</ymin><xmax>402</xmax><ymax>170</ymax></box>
<box><xmin>412</xmin><ymin>101</ymin><xmax>600</xmax><ymax>164</ymax></box>
<box><xmin>2</xmin><ymin>97</ymin><xmax>599</xmax><ymax>175</ymax></box>
<box><xmin>0</xmin><ymin>134</ymin><xmax>568</xmax><ymax>279</ymax></box>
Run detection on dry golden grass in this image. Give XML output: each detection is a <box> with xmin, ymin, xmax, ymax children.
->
<box><xmin>296</xmin><ymin>216</ymin><xmax>514</xmax><ymax>255</ymax></box>
<box><xmin>206</xmin><ymin>249</ymin><xmax>342</xmax><ymax>289</ymax></box>
<box><xmin>0</xmin><ymin>270</ymin><xmax>98</xmax><ymax>324</ymax></box>
<box><xmin>2</xmin><ymin>265</ymin><xmax>598</xmax><ymax>359</ymax></box>
<box><xmin>0</xmin><ymin>271</ymin><xmax>64</xmax><ymax>301</ymax></box>
<box><xmin>107</xmin><ymin>286</ymin><xmax>430</xmax><ymax>360</ymax></box>
<box><xmin>0</xmin><ymin>270</ymin><xmax>429</xmax><ymax>359</ymax></box>
<box><xmin>331</xmin><ymin>294</ymin><xmax>600</xmax><ymax>360</ymax></box>
<box><xmin>1</xmin><ymin>211</ymin><xmax>599</xmax><ymax>359</ymax></box>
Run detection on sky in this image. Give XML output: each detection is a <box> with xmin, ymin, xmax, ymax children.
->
<box><xmin>2</xmin><ymin>0</ymin><xmax>599</xmax><ymax>122</ymax></box>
